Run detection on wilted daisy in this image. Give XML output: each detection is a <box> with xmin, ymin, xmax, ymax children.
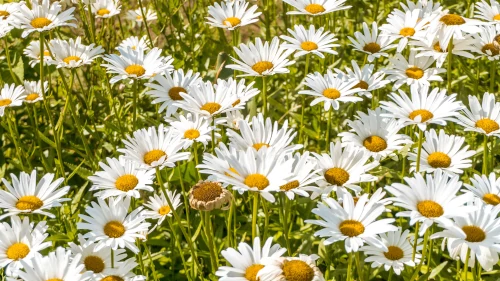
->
<box><xmin>380</xmin><ymin>9</ymin><xmax>430</xmax><ymax>52</ymax></box>
<box><xmin>145</xmin><ymin>69</ymin><xmax>201</xmax><ymax>115</ymax></box>
<box><xmin>78</xmin><ymin>197</ymin><xmax>150</xmax><ymax>253</ymax></box>
<box><xmin>456</xmin><ymin>92</ymin><xmax>500</xmax><ymax>137</ymax></box>
<box><xmin>475</xmin><ymin>0</ymin><xmax>500</xmax><ymax>22</ymax></box>
<box><xmin>306</xmin><ymin>188</ymin><xmax>397</xmax><ymax>252</ymax></box>
<box><xmin>257</xmin><ymin>254</ymin><xmax>325</xmax><ymax>281</ymax></box>
<box><xmin>91</xmin><ymin>0</ymin><xmax>121</xmax><ymax>19</ymax></box>
<box><xmin>227</xmin><ymin>37</ymin><xmax>295</xmax><ymax>77</ymax></box>
<box><xmin>118</xmin><ymin>35</ymin><xmax>149</xmax><ymax>51</ymax></box>
<box><xmin>463</xmin><ymin>173</ymin><xmax>500</xmax><ymax>206</ymax></box>
<box><xmin>168</xmin><ymin>113</ymin><xmax>216</xmax><ymax>148</ymax></box>
<box><xmin>23</xmin><ymin>41</ymin><xmax>53</xmax><ymax>67</ymax></box>
<box><xmin>15</xmin><ymin>0</ymin><xmax>76</xmax><ymax>38</ymax></box>
<box><xmin>361</xmin><ymin>229</ymin><xmax>420</xmax><ymax>275</ymax></box>
<box><xmin>143</xmin><ymin>190</ymin><xmax>182</xmax><ymax>225</ymax></box>
<box><xmin>411</xmin><ymin>35</ymin><xmax>476</xmax><ymax>67</ymax></box>
<box><xmin>215</xmin><ymin>237</ymin><xmax>287</xmax><ymax>281</ymax></box>
<box><xmin>119</xmin><ymin>124</ymin><xmax>190</xmax><ymax>169</ymax></box>
<box><xmin>339</xmin><ymin>108</ymin><xmax>412</xmax><ymax>160</ymax></box>
<box><xmin>281</xmin><ymin>24</ymin><xmax>338</xmax><ymax>58</ymax></box>
<box><xmin>0</xmin><ymin>84</ymin><xmax>26</xmax><ymax>117</ymax></box>
<box><xmin>48</xmin><ymin>37</ymin><xmax>104</xmax><ymax>68</ymax></box>
<box><xmin>0</xmin><ymin>170</ymin><xmax>69</xmax><ymax>219</ymax></box>
<box><xmin>215</xmin><ymin>77</ymin><xmax>260</xmax><ymax>108</ymax></box>
<box><xmin>189</xmin><ymin>181</ymin><xmax>233</xmax><ymax>211</ymax></box>
<box><xmin>336</xmin><ymin>60</ymin><xmax>390</xmax><ymax>98</ymax></box>
<box><xmin>427</xmin><ymin>11</ymin><xmax>482</xmax><ymax>50</ymax></box>
<box><xmin>283</xmin><ymin>0</ymin><xmax>351</xmax><ymax>16</ymax></box>
<box><xmin>206</xmin><ymin>0</ymin><xmax>261</xmax><ymax>30</ymax></box>
<box><xmin>126</xmin><ymin>7</ymin><xmax>157</xmax><ymax>25</ymax></box>
<box><xmin>88</xmin><ymin>157</ymin><xmax>156</xmax><ymax>199</ymax></box>
<box><xmin>385</xmin><ymin>169</ymin><xmax>472</xmax><ymax>235</ymax></box>
<box><xmin>349</xmin><ymin>22</ymin><xmax>395</xmax><ymax>62</ymax></box>
<box><xmin>380</xmin><ymin>85</ymin><xmax>464</xmax><ymax>130</ymax></box>
<box><xmin>300</xmin><ymin>70</ymin><xmax>362</xmax><ymax>111</ymax></box>
<box><xmin>0</xmin><ymin>216</ymin><xmax>50</xmax><ymax>277</ymax></box>
<box><xmin>408</xmin><ymin>129</ymin><xmax>475</xmax><ymax>174</ymax></box>
<box><xmin>22</xmin><ymin>80</ymin><xmax>47</xmax><ymax>104</ymax></box>
<box><xmin>469</xmin><ymin>25</ymin><xmax>500</xmax><ymax>60</ymax></box>
<box><xmin>279</xmin><ymin>152</ymin><xmax>321</xmax><ymax>200</ymax></box>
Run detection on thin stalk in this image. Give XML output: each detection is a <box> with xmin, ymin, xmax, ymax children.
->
<box><xmin>166</xmin><ymin>217</ymin><xmax>192</xmax><ymax>281</ymax></box>
<box><xmin>347</xmin><ymin>252</ymin><xmax>353</xmax><ymax>281</ymax></box>
<box><xmin>355</xmin><ymin>252</ymin><xmax>364</xmax><ymax>281</ymax></box>
<box><xmin>5</xmin><ymin>110</ymin><xmax>26</xmax><ymax>170</ymax></box>
<box><xmin>201</xmin><ymin>211</ymin><xmax>218</xmax><ymax>273</ymax></box>
<box><xmin>415</xmin><ymin>129</ymin><xmax>423</xmax><ymax>173</ymax></box>
<box><xmin>138</xmin><ymin>0</ymin><xmax>154</xmax><ymax>47</ymax></box>
<box><xmin>136</xmin><ymin>239</ymin><xmax>146</xmax><ymax>276</ymax></box>
<box><xmin>387</xmin><ymin>268</ymin><xmax>394</xmax><ymax>281</ymax></box>
<box><xmin>490</xmin><ymin>60</ymin><xmax>496</xmax><ymax>93</ymax></box>
<box><xmin>279</xmin><ymin>194</ymin><xmax>292</xmax><ymax>255</ymax></box>
<box><xmin>482</xmin><ymin>135</ymin><xmax>488</xmax><ymax>174</ymax></box>
<box><xmin>447</xmin><ymin>38</ymin><xmax>453</xmax><ymax>94</ymax></box>
<box><xmin>299</xmin><ymin>54</ymin><xmax>311</xmax><ymax>146</ymax></box>
<box><xmin>464</xmin><ymin>248</ymin><xmax>471</xmax><ymax>281</ymax></box>
<box><xmin>262</xmin><ymin>76</ymin><xmax>267</xmax><ymax>117</ymax></box>
<box><xmin>144</xmin><ymin>244</ymin><xmax>159</xmax><ymax>281</ymax></box>
<box><xmin>226</xmin><ymin>193</ymin><xmax>235</xmax><ymax>247</ymax></box>
<box><xmin>3</xmin><ymin>38</ymin><xmax>20</xmax><ymax>84</ymax></box>
<box><xmin>325</xmin><ymin>109</ymin><xmax>332</xmax><ymax>150</ymax></box>
<box><xmin>192</xmin><ymin>142</ymin><xmax>201</xmax><ymax>180</ymax></box>
<box><xmin>111</xmin><ymin>249</ymin><xmax>114</xmax><ymax>268</ymax></box>
<box><xmin>412</xmin><ymin>222</ymin><xmax>420</xmax><ymax>261</ymax></box>
<box><xmin>252</xmin><ymin>192</ymin><xmax>259</xmax><ymax>240</ymax></box>
<box><xmin>132</xmin><ymin>80</ymin><xmax>139</xmax><ymax>131</ymax></box>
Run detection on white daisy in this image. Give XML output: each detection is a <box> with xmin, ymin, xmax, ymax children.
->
<box><xmin>126</xmin><ymin>7</ymin><xmax>157</xmax><ymax>25</ymax></box>
<box><xmin>222</xmin><ymin>110</ymin><xmax>249</xmax><ymax>131</ymax></box>
<box><xmin>348</xmin><ymin>22</ymin><xmax>395</xmax><ymax>62</ymax></box>
<box><xmin>456</xmin><ymin>92</ymin><xmax>500</xmax><ymax>137</ymax></box>
<box><xmin>22</xmin><ymin>80</ymin><xmax>47</xmax><ymax>104</ymax></box>
<box><xmin>281</xmin><ymin>24</ymin><xmax>338</xmax><ymax>58</ymax></box>
<box><xmin>427</xmin><ymin>11</ymin><xmax>483</xmax><ymax>50</ymax></box>
<box><xmin>380</xmin><ymin>9</ymin><xmax>430</xmax><ymax>52</ymax></box>
<box><xmin>95</xmin><ymin>257</ymin><xmax>145</xmax><ymax>281</ymax></box>
<box><xmin>48</xmin><ymin>37</ymin><xmax>104</xmax><ymax>68</ymax></box>
<box><xmin>397</xmin><ymin>0</ymin><xmax>442</xmax><ymax>21</ymax></box>
<box><xmin>411</xmin><ymin>35</ymin><xmax>476</xmax><ymax>67</ymax></box>
<box><xmin>0</xmin><ymin>84</ymin><xmax>26</xmax><ymax>117</ymax></box>
<box><xmin>206</xmin><ymin>0</ymin><xmax>261</xmax><ymax>30</ymax></box>
<box><xmin>257</xmin><ymin>254</ymin><xmax>325</xmax><ymax>281</ymax></box>
<box><xmin>283</xmin><ymin>0</ymin><xmax>351</xmax><ymax>16</ymax></box>
<box><xmin>475</xmin><ymin>0</ymin><xmax>500</xmax><ymax>22</ymax></box>
<box><xmin>143</xmin><ymin>189</ymin><xmax>182</xmax><ymax>225</ymax></box>
<box><xmin>0</xmin><ymin>170</ymin><xmax>69</xmax><ymax>220</ymax></box>
<box><xmin>23</xmin><ymin>41</ymin><xmax>53</xmax><ymax>67</ymax></box>
<box><xmin>215</xmin><ymin>77</ymin><xmax>260</xmax><ymax>108</ymax></box>
<box><xmin>279</xmin><ymin>152</ymin><xmax>321</xmax><ymax>200</ymax></box>
<box><xmin>463</xmin><ymin>172</ymin><xmax>500</xmax><ymax>206</ymax></box>
<box><xmin>167</xmin><ymin>113</ymin><xmax>217</xmax><ymax>148</ymax></box>
<box><xmin>91</xmin><ymin>0</ymin><xmax>121</xmax><ymax>19</ymax></box>
<box><xmin>469</xmin><ymin>25</ymin><xmax>500</xmax><ymax>60</ymax></box>
<box><xmin>118</xmin><ymin>35</ymin><xmax>149</xmax><ymax>52</ymax></box>
<box><xmin>0</xmin><ymin>2</ymin><xmax>23</xmax><ymax>24</ymax></box>
<box><xmin>198</xmin><ymin>143</ymin><xmax>239</xmax><ymax>185</ymax></box>
<box><xmin>0</xmin><ymin>17</ymin><xmax>14</xmax><ymax>38</ymax></box>
<box><xmin>335</xmin><ymin>60</ymin><xmax>390</xmax><ymax>98</ymax></box>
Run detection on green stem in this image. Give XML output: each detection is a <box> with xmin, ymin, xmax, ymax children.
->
<box><xmin>483</xmin><ymin>135</ymin><xmax>488</xmax><ymax>174</ymax></box>
<box><xmin>325</xmin><ymin>109</ymin><xmax>332</xmax><ymax>150</ymax></box>
<box><xmin>387</xmin><ymin>268</ymin><xmax>393</xmax><ymax>281</ymax></box>
<box><xmin>416</xmin><ymin>129</ymin><xmax>423</xmax><ymax>173</ymax></box>
<box><xmin>347</xmin><ymin>252</ymin><xmax>353</xmax><ymax>281</ymax></box>
<box><xmin>166</xmin><ymin>217</ymin><xmax>192</xmax><ymax>281</ymax></box>
<box><xmin>355</xmin><ymin>251</ymin><xmax>364</xmax><ymax>281</ymax></box>
<box><xmin>279</xmin><ymin>194</ymin><xmax>292</xmax><ymax>255</ymax></box>
<box><xmin>192</xmin><ymin>142</ymin><xmax>201</xmax><ymax>180</ymax></box>
<box><xmin>201</xmin><ymin>211</ymin><xmax>218</xmax><ymax>273</ymax></box>
<box><xmin>252</xmin><ymin>192</ymin><xmax>259</xmax><ymax>240</ymax></box>
<box><xmin>5</xmin><ymin>110</ymin><xmax>26</xmax><ymax>170</ymax></box>
<box><xmin>299</xmin><ymin>54</ymin><xmax>310</xmax><ymax>146</ymax></box>
<box><xmin>447</xmin><ymin>38</ymin><xmax>453</xmax><ymax>94</ymax></box>
<box><xmin>490</xmin><ymin>59</ymin><xmax>496</xmax><ymax>93</ymax></box>
<box><xmin>412</xmin><ymin>222</ymin><xmax>420</xmax><ymax>261</ymax></box>
<box><xmin>464</xmin><ymin>248</ymin><xmax>471</xmax><ymax>281</ymax></box>
<box><xmin>138</xmin><ymin>0</ymin><xmax>154</xmax><ymax>47</ymax></box>
<box><xmin>3</xmin><ymin>38</ymin><xmax>19</xmax><ymax>84</ymax></box>
<box><xmin>144</xmin><ymin>243</ymin><xmax>159</xmax><ymax>281</ymax></box>
<box><xmin>132</xmin><ymin>80</ymin><xmax>139</xmax><ymax>131</ymax></box>
<box><xmin>262</xmin><ymin>76</ymin><xmax>267</xmax><ymax>117</ymax></box>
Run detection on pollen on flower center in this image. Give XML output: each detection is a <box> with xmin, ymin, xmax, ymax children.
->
<box><xmin>114</xmin><ymin>174</ymin><xmax>139</xmax><ymax>192</ymax></box>
<box><xmin>232</xmin><ymin>99</ymin><xmax>241</xmax><ymax>107</ymax></box>
<box><xmin>184</xmin><ymin>129</ymin><xmax>200</xmax><ymax>140</ymax></box>
<box><xmin>244</xmin><ymin>264</ymin><xmax>265</xmax><ymax>281</ymax></box>
<box><xmin>223</xmin><ymin>17</ymin><xmax>241</xmax><ymax>27</ymax></box>
<box><xmin>31</xmin><ymin>17</ymin><xmax>52</xmax><ymax>28</ymax></box>
<box><xmin>63</xmin><ymin>56</ymin><xmax>81</xmax><ymax>64</ymax></box>
<box><xmin>252</xmin><ymin>142</ymin><xmax>270</xmax><ymax>150</ymax></box>
<box><xmin>339</xmin><ymin>220</ymin><xmax>365</xmax><ymax>237</ymax></box>
<box><xmin>282</xmin><ymin>260</ymin><xmax>315</xmax><ymax>281</ymax></box>
<box><xmin>304</xmin><ymin>3</ymin><xmax>325</xmax><ymax>14</ymax></box>
<box><xmin>427</xmin><ymin>152</ymin><xmax>451</xmax><ymax>168</ymax></box>
<box><xmin>399</xmin><ymin>27</ymin><xmax>416</xmax><ymax>37</ymax></box>
<box><xmin>481</xmin><ymin>43</ymin><xmax>500</xmax><ymax>56</ymax></box>
<box><xmin>0</xmin><ymin>10</ymin><xmax>10</xmax><ymax>19</ymax></box>
<box><xmin>322</xmin><ymin>88</ymin><xmax>341</xmax><ymax>99</ymax></box>
<box><xmin>324</xmin><ymin>167</ymin><xmax>350</xmax><ymax>186</ymax></box>
<box><xmin>405</xmin><ymin>67</ymin><xmax>424</xmax><ymax>79</ymax></box>
<box><xmin>363</xmin><ymin>136</ymin><xmax>388</xmax><ymax>152</ymax></box>
<box><xmin>136</xmin><ymin>15</ymin><xmax>143</xmax><ymax>21</ymax></box>
<box><xmin>101</xmin><ymin>276</ymin><xmax>125</xmax><ymax>281</ymax></box>
<box><xmin>97</xmin><ymin>8</ymin><xmax>111</xmax><ymax>16</ymax></box>
<box><xmin>363</xmin><ymin>42</ymin><xmax>381</xmax><ymax>54</ymax></box>
<box><xmin>483</xmin><ymin>193</ymin><xmax>500</xmax><ymax>205</ymax></box>
<box><xmin>25</xmin><ymin>93</ymin><xmax>40</xmax><ymax>101</ymax></box>
<box><xmin>143</xmin><ymin>149</ymin><xmax>167</xmax><ymax>165</ymax></box>
<box><xmin>0</xmin><ymin>98</ymin><xmax>12</xmax><ymax>107</ymax></box>
<box><xmin>462</xmin><ymin>225</ymin><xmax>486</xmax><ymax>242</ymax></box>
<box><xmin>200</xmin><ymin>102</ymin><xmax>222</xmax><ymax>114</ymax></box>
<box><xmin>158</xmin><ymin>205</ymin><xmax>171</xmax><ymax>215</ymax></box>
<box><xmin>417</xmin><ymin>200</ymin><xmax>444</xmax><ymax>218</ymax></box>
<box><xmin>475</xmin><ymin>118</ymin><xmax>499</xmax><ymax>134</ymax></box>
<box><xmin>103</xmin><ymin>221</ymin><xmax>126</xmax><ymax>238</ymax></box>
<box><xmin>192</xmin><ymin>182</ymin><xmax>223</xmax><ymax>202</ymax></box>
<box><xmin>6</xmin><ymin>242</ymin><xmax>30</xmax><ymax>260</ymax></box>
<box><xmin>383</xmin><ymin>246</ymin><xmax>404</xmax><ymax>261</ymax></box>
<box><xmin>244</xmin><ymin>173</ymin><xmax>270</xmax><ymax>190</ymax></box>
<box><xmin>494</xmin><ymin>14</ymin><xmax>500</xmax><ymax>21</ymax></box>
<box><xmin>84</xmin><ymin>255</ymin><xmax>105</xmax><ymax>273</ymax></box>
<box><xmin>301</xmin><ymin>41</ymin><xmax>318</xmax><ymax>51</ymax></box>
<box><xmin>280</xmin><ymin>180</ymin><xmax>300</xmax><ymax>191</ymax></box>
<box><xmin>168</xmin><ymin>86</ymin><xmax>187</xmax><ymax>100</ymax></box>
<box><xmin>353</xmin><ymin>80</ymin><xmax>369</xmax><ymax>90</ymax></box>
<box><xmin>433</xmin><ymin>42</ymin><xmax>446</xmax><ymax>52</ymax></box>
<box><xmin>125</xmin><ymin>64</ymin><xmax>146</xmax><ymax>76</ymax></box>
<box><xmin>16</xmin><ymin>195</ymin><xmax>43</xmax><ymax>211</ymax></box>
<box><xmin>409</xmin><ymin>109</ymin><xmax>434</xmax><ymax>122</ymax></box>
<box><xmin>252</xmin><ymin>61</ymin><xmax>274</xmax><ymax>75</ymax></box>
<box><xmin>440</xmin><ymin>14</ymin><xmax>465</xmax><ymax>25</ymax></box>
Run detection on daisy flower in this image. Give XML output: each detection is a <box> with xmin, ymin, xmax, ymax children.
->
<box><xmin>15</xmin><ymin>0</ymin><xmax>76</xmax><ymax>38</ymax></box>
<box><xmin>348</xmin><ymin>22</ymin><xmax>395</xmax><ymax>62</ymax></box>
<box><xmin>126</xmin><ymin>7</ymin><xmax>157</xmax><ymax>25</ymax></box>
<box><xmin>23</xmin><ymin>41</ymin><xmax>53</xmax><ymax>67</ymax></box>
<box><xmin>306</xmin><ymin>188</ymin><xmax>397</xmax><ymax>252</ymax></box>
<box><xmin>339</xmin><ymin>108</ymin><xmax>412</xmax><ymax>160</ymax></box>
<box><xmin>215</xmin><ymin>237</ymin><xmax>287</xmax><ymax>281</ymax></box>
<box><xmin>385</xmin><ymin>169</ymin><xmax>473</xmax><ymax>235</ymax></box>
<box><xmin>380</xmin><ymin>85</ymin><xmax>464</xmax><ymax>130</ymax></box>
<box><xmin>198</xmin><ymin>143</ymin><xmax>239</xmax><ymax>185</ymax></box>
<box><xmin>118</xmin><ymin>35</ymin><xmax>149</xmax><ymax>51</ymax></box>
<box><xmin>408</xmin><ymin>129</ymin><xmax>476</xmax><ymax>174</ymax></box>
<box><xmin>427</xmin><ymin>11</ymin><xmax>483</xmax><ymax>50</ymax></box>
<box><xmin>22</xmin><ymin>80</ymin><xmax>47</xmax><ymax>104</ymax></box>
<box><xmin>279</xmin><ymin>152</ymin><xmax>321</xmax><ymax>200</ymax></box>
<box><xmin>0</xmin><ymin>84</ymin><xmax>26</xmax><ymax>117</ymax></box>
<box><xmin>206</xmin><ymin>0</ymin><xmax>261</xmax><ymax>30</ymax></box>
<box><xmin>91</xmin><ymin>0</ymin><xmax>121</xmax><ymax>19</ymax></box>
<box><xmin>0</xmin><ymin>2</ymin><xmax>23</xmax><ymax>24</ymax></box>
<box><xmin>257</xmin><ymin>254</ymin><xmax>325</xmax><ymax>281</ymax></box>
<box><xmin>0</xmin><ymin>17</ymin><xmax>14</xmax><ymax>38</ymax></box>
<box><xmin>77</xmin><ymin>197</ymin><xmax>150</xmax><ymax>253</ymax></box>
<box><xmin>48</xmin><ymin>37</ymin><xmax>104</xmax><ymax>68</ymax></box>
<box><xmin>167</xmin><ymin>113</ymin><xmax>217</xmax><ymax>148</ymax></box>
<box><xmin>300</xmin><ymin>70</ymin><xmax>362</xmax><ymax>111</ymax></box>
<box><xmin>463</xmin><ymin>173</ymin><xmax>500</xmax><ymax>206</ymax></box>
<box><xmin>0</xmin><ymin>170</ymin><xmax>69</xmax><ymax>220</ymax></box>
<box><xmin>469</xmin><ymin>25</ymin><xmax>500</xmax><ymax>60</ymax></box>
<box><xmin>384</xmin><ymin>50</ymin><xmax>445</xmax><ymax>90</ymax></box>
<box><xmin>411</xmin><ymin>35</ymin><xmax>476</xmax><ymax>67</ymax></box>
<box><xmin>283</xmin><ymin>0</ymin><xmax>351</xmax><ymax>16</ymax></box>
<box><xmin>0</xmin><ymin>216</ymin><xmax>50</xmax><ymax>277</ymax></box>
<box><xmin>336</xmin><ymin>60</ymin><xmax>390</xmax><ymax>98</ymax></box>
<box><xmin>226</xmin><ymin>37</ymin><xmax>295</xmax><ymax>77</ymax></box>
<box><xmin>475</xmin><ymin>0</ymin><xmax>500</xmax><ymax>22</ymax></box>
<box><xmin>88</xmin><ymin>157</ymin><xmax>156</xmax><ymax>199</ymax></box>
<box><xmin>361</xmin><ymin>229</ymin><xmax>420</xmax><ymax>275</ymax></box>
<box><xmin>222</xmin><ymin>110</ymin><xmax>248</xmax><ymax>131</ymax></box>
<box><xmin>143</xmin><ymin>190</ymin><xmax>182</xmax><ymax>225</ymax></box>
<box><xmin>119</xmin><ymin>124</ymin><xmax>190</xmax><ymax>169</ymax></box>
<box><xmin>312</xmin><ymin>142</ymin><xmax>379</xmax><ymax>195</ymax></box>
<box><xmin>397</xmin><ymin>0</ymin><xmax>442</xmax><ymax>21</ymax></box>
<box><xmin>431</xmin><ymin>203</ymin><xmax>500</xmax><ymax>271</ymax></box>
<box><xmin>96</xmin><ymin>257</ymin><xmax>145</xmax><ymax>281</ymax></box>
<box><xmin>215</xmin><ymin>77</ymin><xmax>260</xmax><ymax>108</ymax></box>
<box><xmin>281</xmin><ymin>24</ymin><xmax>338</xmax><ymax>58</ymax></box>
<box><xmin>380</xmin><ymin>9</ymin><xmax>430</xmax><ymax>52</ymax></box>
<box><xmin>456</xmin><ymin>92</ymin><xmax>500</xmax><ymax>137</ymax></box>
<box><xmin>189</xmin><ymin>181</ymin><xmax>233</xmax><ymax>211</ymax></box>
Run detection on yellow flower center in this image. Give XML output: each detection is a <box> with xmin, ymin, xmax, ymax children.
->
<box><xmin>31</xmin><ymin>17</ymin><xmax>52</xmax><ymax>28</ymax></box>
<box><xmin>168</xmin><ymin>86</ymin><xmax>186</xmax><ymax>101</ymax></box>
<box><xmin>251</xmin><ymin>61</ymin><xmax>274</xmax><ymax>75</ymax></box>
<box><xmin>383</xmin><ymin>246</ymin><xmax>404</xmax><ymax>261</ymax></box>
<box><xmin>252</xmin><ymin>143</ymin><xmax>270</xmax><ymax>150</ymax></box>
<box><xmin>301</xmin><ymin>41</ymin><xmax>318</xmax><ymax>51</ymax></box>
<box><xmin>322</xmin><ymin>88</ymin><xmax>341</xmax><ymax>99</ymax></box>
<box><xmin>405</xmin><ymin>67</ymin><xmax>424</xmax><ymax>79</ymax></box>
<box><xmin>0</xmin><ymin>99</ymin><xmax>12</xmax><ymax>107</ymax></box>
<box><xmin>494</xmin><ymin>14</ymin><xmax>500</xmax><ymax>21</ymax></box>
<box><xmin>6</xmin><ymin>243</ymin><xmax>30</xmax><ymax>260</ymax></box>
<box><xmin>97</xmin><ymin>8</ymin><xmax>111</xmax><ymax>16</ymax></box>
<box><xmin>280</xmin><ymin>180</ymin><xmax>300</xmax><ymax>191</ymax></box>
<box><xmin>244</xmin><ymin>264</ymin><xmax>265</xmax><ymax>281</ymax></box>
<box><xmin>84</xmin><ymin>255</ymin><xmax>105</xmax><ymax>273</ymax></box>
<box><xmin>483</xmin><ymin>193</ymin><xmax>500</xmax><ymax>205</ymax></box>
<box><xmin>184</xmin><ymin>129</ymin><xmax>200</xmax><ymax>140</ymax></box>
<box><xmin>399</xmin><ymin>27</ymin><xmax>416</xmax><ymax>37</ymax></box>
<box><xmin>192</xmin><ymin>182</ymin><xmax>223</xmax><ymax>202</ymax></box>
<box><xmin>244</xmin><ymin>174</ymin><xmax>270</xmax><ymax>190</ymax></box>
<box><xmin>136</xmin><ymin>15</ymin><xmax>143</xmax><ymax>21</ymax></box>
<box><xmin>158</xmin><ymin>205</ymin><xmax>171</xmax><ymax>215</ymax></box>
<box><xmin>101</xmin><ymin>276</ymin><xmax>124</xmax><ymax>281</ymax></box>
<box><xmin>417</xmin><ymin>200</ymin><xmax>444</xmax><ymax>218</ymax></box>
<box><xmin>63</xmin><ymin>56</ymin><xmax>81</xmax><ymax>64</ymax></box>
<box><xmin>324</xmin><ymin>167</ymin><xmax>350</xmax><ymax>186</ymax></box>
<box><xmin>125</xmin><ymin>64</ymin><xmax>146</xmax><ymax>76</ymax></box>
<box><xmin>232</xmin><ymin>99</ymin><xmax>241</xmax><ymax>107</ymax></box>
<box><xmin>462</xmin><ymin>225</ymin><xmax>486</xmax><ymax>242</ymax></box>
<box><xmin>143</xmin><ymin>149</ymin><xmax>166</xmax><ymax>165</ymax></box>
<box><xmin>282</xmin><ymin>260</ymin><xmax>315</xmax><ymax>281</ymax></box>
<box><xmin>26</xmin><ymin>93</ymin><xmax>40</xmax><ymax>101</ymax></box>
<box><xmin>363</xmin><ymin>42</ymin><xmax>381</xmax><ymax>54</ymax></box>
<box><xmin>114</xmin><ymin>174</ymin><xmax>139</xmax><ymax>192</ymax></box>
<box><xmin>43</xmin><ymin>50</ymin><xmax>51</xmax><ymax>56</ymax></box>
<box><xmin>339</xmin><ymin>220</ymin><xmax>365</xmax><ymax>237</ymax></box>
<box><xmin>427</xmin><ymin>152</ymin><xmax>451</xmax><ymax>168</ymax></box>
<box><xmin>475</xmin><ymin>118</ymin><xmax>500</xmax><ymax>134</ymax></box>
<box><xmin>103</xmin><ymin>221</ymin><xmax>125</xmax><ymax>238</ymax></box>
<box><xmin>304</xmin><ymin>4</ymin><xmax>325</xmax><ymax>14</ymax></box>
<box><xmin>225</xmin><ymin>167</ymin><xmax>239</xmax><ymax>177</ymax></box>
<box><xmin>223</xmin><ymin>17</ymin><xmax>241</xmax><ymax>27</ymax></box>
<box><xmin>353</xmin><ymin>80</ymin><xmax>369</xmax><ymax>90</ymax></box>
<box><xmin>481</xmin><ymin>43</ymin><xmax>500</xmax><ymax>56</ymax></box>
<box><xmin>16</xmin><ymin>195</ymin><xmax>43</xmax><ymax>211</ymax></box>
<box><xmin>47</xmin><ymin>279</ymin><xmax>64</xmax><ymax>281</ymax></box>
<box><xmin>433</xmin><ymin>42</ymin><xmax>446</xmax><ymax>52</ymax></box>
<box><xmin>409</xmin><ymin>109</ymin><xmax>433</xmax><ymax>122</ymax></box>
<box><xmin>0</xmin><ymin>10</ymin><xmax>10</xmax><ymax>19</ymax></box>
<box><xmin>440</xmin><ymin>14</ymin><xmax>465</xmax><ymax>25</ymax></box>
<box><xmin>363</xmin><ymin>136</ymin><xmax>388</xmax><ymax>152</ymax></box>
<box><xmin>200</xmin><ymin>102</ymin><xmax>222</xmax><ymax>114</ymax></box>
